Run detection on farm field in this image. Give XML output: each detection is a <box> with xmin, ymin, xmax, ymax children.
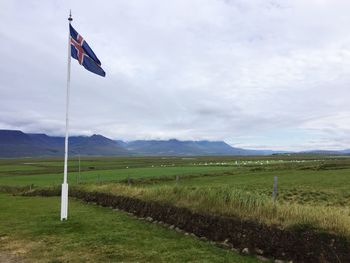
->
<box><xmin>0</xmin><ymin>157</ymin><xmax>233</xmax><ymax>186</ymax></box>
<box><xmin>1</xmin><ymin>155</ymin><xmax>350</xmax><ymax>261</ymax></box>
<box><xmin>144</xmin><ymin>168</ymin><xmax>350</xmax><ymax>206</ymax></box>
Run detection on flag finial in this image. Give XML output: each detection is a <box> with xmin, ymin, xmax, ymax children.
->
<box><xmin>68</xmin><ymin>10</ymin><xmax>73</xmax><ymax>22</ymax></box>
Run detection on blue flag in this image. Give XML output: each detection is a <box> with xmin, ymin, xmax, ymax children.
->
<box><xmin>70</xmin><ymin>24</ymin><xmax>106</xmax><ymax>77</ymax></box>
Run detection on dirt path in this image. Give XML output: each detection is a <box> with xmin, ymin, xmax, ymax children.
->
<box><xmin>0</xmin><ymin>252</ymin><xmax>23</xmax><ymax>263</ymax></box>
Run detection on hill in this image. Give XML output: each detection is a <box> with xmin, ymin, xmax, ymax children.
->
<box><xmin>0</xmin><ymin>130</ymin><xmax>128</xmax><ymax>157</ymax></box>
<box><xmin>0</xmin><ymin>129</ymin><xmax>280</xmax><ymax>157</ymax></box>
<box><xmin>124</xmin><ymin>139</ymin><xmax>258</xmax><ymax>156</ymax></box>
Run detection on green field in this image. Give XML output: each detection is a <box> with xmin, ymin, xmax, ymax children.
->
<box><xmin>148</xmin><ymin>168</ymin><xmax>350</xmax><ymax>206</ymax></box>
<box><xmin>1</xmin><ymin>155</ymin><xmax>350</xmax><ymax>261</ymax></box>
<box><xmin>0</xmin><ymin>193</ymin><xmax>256</xmax><ymax>262</ymax></box>
<box><xmin>0</xmin><ymin>157</ymin><xmax>233</xmax><ymax>186</ymax></box>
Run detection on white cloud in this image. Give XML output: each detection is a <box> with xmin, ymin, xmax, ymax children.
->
<box><xmin>1</xmin><ymin>0</ymin><xmax>350</xmax><ymax>151</ymax></box>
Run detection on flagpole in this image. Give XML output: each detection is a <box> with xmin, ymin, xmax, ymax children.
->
<box><xmin>61</xmin><ymin>10</ymin><xmax>73</xmax><ymax>221</ymax></box>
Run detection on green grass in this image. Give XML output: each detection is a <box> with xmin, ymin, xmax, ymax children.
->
<box><xmin>0</xmin><ymin>193</ymin><xmax>257</xmax><ymax>262</ymax></box>
<box><xmin>2</xmin><ymin>155</ymin><xmax>350</xmax><ymax>259</ymax></box>
<box><xmin>0</xmin><ymin>166</ymin><xmax>232</xmax><ymax>186</ymax></box>
<box><xmin>147</xmin><ymin>168</ymin><xmax>350</xmax><ymax>206</ymax></box>
<box><xmin>85</xmin><ymin>183</ymin><xmax>350</xmax><ymax>238</ymax></box>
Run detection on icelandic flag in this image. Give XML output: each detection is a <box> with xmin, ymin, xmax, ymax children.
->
<box><xmin>70</xmin><ymin>24</ymin><xmax>106</xmax><ymax>77</ymax></box>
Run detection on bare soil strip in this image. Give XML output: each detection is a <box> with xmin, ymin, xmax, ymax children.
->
<box><xmin>0</xmin><ymin>253</ymin><xmax>22</xmax><ymax>263</ymax></box>
<box><xmin>25</xmin><ymin>189</ymin><xmax>350</xmax><ymax>262</ymax></box>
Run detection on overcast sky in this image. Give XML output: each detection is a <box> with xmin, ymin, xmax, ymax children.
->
<box><xmin>1</xmin><ymin>0</ymin><xmax>350</xmax><ymax>151</ymax></box>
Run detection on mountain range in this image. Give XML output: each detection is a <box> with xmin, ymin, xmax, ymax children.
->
<box><xmin>0</xmin><ymin>130</ymin><xmax>349</xmax><ymax>158</ymax></box>
<box><xmin>0</xmin><ymin>130</ymin><xmax>275</xmax><ymax>157</ymax></box>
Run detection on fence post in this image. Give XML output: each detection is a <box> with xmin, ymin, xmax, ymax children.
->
<box><xmin>272</xmin><ymin>176</ymin><xmax>278</xmax><ymax>202</ymax></box>
<box><xmin>78</xmin><ymin>154</ymin><xmax>81</xmax><ymax>183</ymax></box>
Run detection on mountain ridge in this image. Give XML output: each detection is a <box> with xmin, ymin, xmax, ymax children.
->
<box><xmin>1</xmin><ymin>130</ymin><xmax>264</xmax><ymax>157</ymax></box>
<box><xmin>3</xmin><ymin>129</ymin><xmax>347</xmax><ymax>157</ymax></box>
<box><xmin>0</xmin><ymin>130</ymin><xmax>128</xmax><ymax>157</ymax></box>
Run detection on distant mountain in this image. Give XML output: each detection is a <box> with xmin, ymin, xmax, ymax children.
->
<box><xmin>123</xmin><ymin>139</ymin><xmax>264</xmax><ymax>156</ymax></box>
<box><xmin>0</xmin><ymin>130</ymin><xmax>56</xmax><ymax>157</ymax></box>
<box><xmin>68</xmin><ymin>134</ymin><xmax>129</xmax><ymax>156</ymax></box>
<box><xmin>298</xmin><ymin>149</ymin><xmax>350</xmax><ymax>155</ymax></box>
<box><xmin>0</xmin><ymin>130</ymin><xmax>128</xmax><ymax>157</ymax></box>
<box><xmin>0</xmin><ymin>129</ymin><xmax>288</xmax><ymax>158</ymax></box>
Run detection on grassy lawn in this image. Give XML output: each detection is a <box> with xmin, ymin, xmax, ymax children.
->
<box><xmin>0</xmin><ymin>193</ymin><xmax>257</xmax><ymax>262</ymax></box>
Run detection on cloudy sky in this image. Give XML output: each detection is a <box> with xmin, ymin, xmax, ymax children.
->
<box><xmin>1</xmin><ymin>0</ymin><xmax>350</xmax><ymax>151</ymax></box>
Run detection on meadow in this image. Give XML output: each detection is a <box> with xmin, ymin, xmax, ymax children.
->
<box><xmin>1</xmin><ymin>155</ymin><xmax>350</xmax><ymax>261</ymax></box>
<box><xmin>0</xmin><ymin>193</ymin><xmax>257</xmax><ymax>262</ymax></box>
<box><xmin>3</xmin><ymin>155</ymin><xmax>348</xmax><ymax>207</ymax></box>
<box><xmin>0</xmin><ymin>157</ymin><xmax>233</xmax><ymax>186</ymax></box>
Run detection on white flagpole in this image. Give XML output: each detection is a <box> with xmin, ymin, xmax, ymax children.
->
<box><xmin>61</xmin><ymin>10</ymin><xmax>73</xmax><ymax>221</ymax></box>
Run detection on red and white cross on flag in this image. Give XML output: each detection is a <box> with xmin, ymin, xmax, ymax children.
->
<box><xmin>70</xmin><ymin>34</ymin><xmax>85</xmax><ymax>65</ymax></box>
<box><xmin>69</xmin><ymin>24</ymin><xmax>105</xmax><ymax>77</ymax></box>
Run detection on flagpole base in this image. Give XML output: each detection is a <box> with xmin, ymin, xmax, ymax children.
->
<box><xmin>60</xmin><ymin>183</ymin><xmax>69</xmax><ymax>221</ymax></box>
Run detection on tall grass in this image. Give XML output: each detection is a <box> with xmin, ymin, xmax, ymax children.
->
<box><xmin>83</xmin><ymin>183</ymin><xmax>350</xmax><ymax>238</ymax></box>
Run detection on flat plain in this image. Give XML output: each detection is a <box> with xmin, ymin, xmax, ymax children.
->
<box><xmin>1</xmin><ymin>155</ymin><xmax>350</xmax><ymax>262</ymax></box>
